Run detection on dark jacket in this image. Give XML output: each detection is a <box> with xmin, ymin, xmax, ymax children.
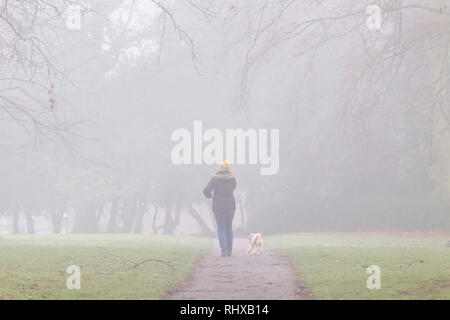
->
<box><xmin>203</xmin><ymin>170</ymin><xmax>237</xmax><ymax>212</ymax></box>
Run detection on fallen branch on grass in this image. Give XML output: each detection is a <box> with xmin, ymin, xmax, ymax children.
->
<box><xmin>131</xmin><ymin>259</ymin><xmax>176</xmax><ymax>270</ymax></box>
<box><xmin>98</xmin><ymin>248</ymin><xmax>176</xmax><ymax>270</ymax></box>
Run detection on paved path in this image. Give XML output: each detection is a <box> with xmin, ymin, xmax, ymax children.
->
<box><xmin>166</xmin><ymin>239</ymin><xmax>311</xmax><ymax>300</ymax></box>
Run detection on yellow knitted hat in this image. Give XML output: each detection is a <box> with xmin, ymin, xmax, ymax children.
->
<box><xmin>220</xmin><ymin>160</ymin><xmax>230</xmax><ymax>168</ymax></box>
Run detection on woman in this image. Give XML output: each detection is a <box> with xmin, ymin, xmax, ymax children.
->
<box><xmin>203</xmin><ymin>160</ymin><xmax>237</xmax><ymax>257</ymax></box>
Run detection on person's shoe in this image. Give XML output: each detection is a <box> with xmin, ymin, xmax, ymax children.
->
<box><xmin>221</xmin><ymin>252</ymin><xmax>227</xmax><ymax>257</ymax></box>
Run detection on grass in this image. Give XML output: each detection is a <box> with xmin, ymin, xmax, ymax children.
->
<box><xmin>0</xmin><ymin>234</ymin><xmax>210</xmax><ymax>300</ymax></box>
<box><xmin>2</xmin><ymin>232</ymin><xmax>448</xmax><ymax>300</ymax></box>
<box><xmin>266</xmin><ymin>232</ymin><xmax>450</xmax><ymax>300</ymax></box>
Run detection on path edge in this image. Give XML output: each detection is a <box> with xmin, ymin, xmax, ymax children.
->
<box><xmin>163</xmin><ymin>240</ymin><xmax>214</xmax><ymax>300</ymax></box>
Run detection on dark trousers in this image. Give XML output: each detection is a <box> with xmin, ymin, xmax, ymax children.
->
<box><xmin>213</xmin><ymin>209</ymin><xmax>235</xmax><ymax>255</ymax></box>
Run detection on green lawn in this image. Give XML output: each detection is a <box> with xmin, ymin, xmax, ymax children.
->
<box><xmin>266</xmin><ymin>232</ymin><xmax>450</xmax><ymax>300</ymax></box>
<box><xmin>0</xmin><ymin>234</ymin><xmax>210</xmax><ymax>300</ymax></box>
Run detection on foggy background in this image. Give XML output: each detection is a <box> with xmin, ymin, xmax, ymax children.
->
<box><xmin>1</xmin><ymin>0</ymin><xmax>449</xmax><ymax>236</ymax></box>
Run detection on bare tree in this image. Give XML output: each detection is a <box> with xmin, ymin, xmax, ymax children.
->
<box><xmin>0</xmin><ymin>1</ymin><xmax>94</xmax><ymax>149</ymax></box>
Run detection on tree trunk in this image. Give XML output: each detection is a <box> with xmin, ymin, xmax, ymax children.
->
<box><xmin>151</xmin><ymin>204</ymin><xmax>162</xmax><ymax>234</ymax></box>
<box><xmin>24</xmin><ymin>208</ymin><xmax>35</xmax><ymax>234</ymax></box>
<box><xmin>122</xmin><ymin>200</ymin><xmax>137</xmax><ymax>233</ymax></box>
<box><xmin>163</xmin><ymin>203</ymin><xmax>175</xmax><ymax>234</ymax></box>
<box><xmin>51</xmin><ymin>209</ymin><xmax>63</xmax><ymax>234</ymax></box>
<box><xmin>12</xmin><ymin>209</ymin><xmax>19</xmax><ymax>234</ymax></box>
<box><xmin>188</xmin><ymin>204</ymin><xmax>215</xmax><ymax>237</ymax></box>
<box><xmin>107</xmin><ymin>199</ymin><xmax>119</xmax><ymax>233</ymax></box>
<box><xmin>173</xmin><ymin>200</ymin><xmax>182</xmax><ymax>227</ymax></box>
<box><xmin>133</xmin><ymin>201</ymin><xmax>146</xmax><ymax>234</ymax></box>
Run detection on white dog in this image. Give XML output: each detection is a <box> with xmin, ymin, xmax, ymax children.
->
<box><xmin>247</xmin><ymin>233</ymin><xmax>264</xmax><ymax>256</ymax></box>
